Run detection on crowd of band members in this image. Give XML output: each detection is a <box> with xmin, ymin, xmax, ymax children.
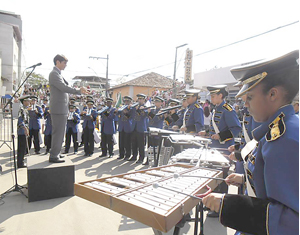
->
<box><xmin>15</xmin><ymin>85</ymin><xmax>299</xmax><ymax>169</ymax></box>
<box><xmin>11</xmin><ymin>50</ymin><xmax>299</xmax><ymax>234</ymax></box>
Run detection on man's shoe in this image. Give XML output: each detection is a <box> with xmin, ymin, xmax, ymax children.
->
<box><xmin>128</xmin><ymin>156</ymin><xmax>137</xmax><ymax>161</ymax></box>
<box><xmin>207</xmin><ymin>210</ymin><xmax>219</xmax><ymax>218</ymax></box>
<box><xmin>49</xmin><ymin>157</ymin><xmax>65</xmax><ymax>163</ymax></box>
<box><xmin>136</xmin><ymin>160</ymin><xmax>143</xmax><ymax>164</ymax></box>
<box><xmin>74</xmin><ymin>151</ymin><xmax>78</xmax><ymax>154</ymax></box>
<box><xmin>109</xmin><ymin>155</ymin><xmax>113</xmax><ymax>158</ymax></box>
<box><xmin>142</xmin><ymin>161</ymin><xmax>149</xmax><ymax>165</ymax></box>
<box><xmin>84</xmin><ymin>153</ymin><xmax>89</xmax><ymax>157</ymax></box>
<box><xmin>63</xmin><ymin>151</ymin><xmax>68</xmax><ymax>154</ymax></box>
<box><xmin>44</xmin><ymin>151</ymin><xmax>49</xmax><ymax>155</ymax></box>
<box><xmin>89</xmin><ymin>153</ymin><xmax>93</xmax><ymax>157</ymax></box>
<box><xmin>99</xmin><ymin>154</ymin><xmax>107</xmax><ymax>158</ymax></box>
<box><xmin>117</xmin><ymin>156</ymin><xmax>124</xmax><ymax>159</ymax></box>
<box><xmin>18</xmin><ymin>163</ymin><xmax>27</xmax><ymax>168</ymax></box>
<box><xmin>35</xmin><ymin>151</ymin><xmax>41</xmax><ymax>154</ymax></box>
<box><xmin>59</xmin><ymin>154</ymin><xmax>65</xmax><ymax>158</ymax></box>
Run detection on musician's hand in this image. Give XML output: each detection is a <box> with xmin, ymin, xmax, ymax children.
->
<box><xmin>169</xmin><ymin>109</ymin><xmax>175</xmax><ymax>114</ymax></box>
<box><xmin>80</xmin><ymin>87</ymin><xmax>89</xmax><ymax>94</ymax></box>
<box><xmin>211</xmin><ymin>134</ymin><xmax>220</xmax><ymax>140</ymax></box>
<box><xmin>199</xmin><ymin>130</ymin><xmax>206</xmax><ymax>136</ymax></box>
<box><xmin>180</xmin><ymin>126</ymin><xmax>187</xmax><ymax>132</ymax></box>
<box><xmin>228</xmin><ymin>152</ymin><xmax>237</xmax><ymax>161</ymax></box>
<box><xmin>27</xmin><ymin>107</ymin><xmax>32</xmax><ymax>111</ymax></box>
<box><xmin>202</xmin><ymin>193</ymin><xmax>223</xmax><ymax>213</ymax></box>
<box><xmin>172</xmin><ymin>125</ymin><xmax>179</xmax><ymax>131</ymax></box>
<box><xmin>228</xmin><ymin>145</ymin><xmax>235</xmax><ymax>152</ymax></box>
<box><xmin>225</xmin><ymin>173</ymin><xmax>244</xmax><ymax>186</ymax></box>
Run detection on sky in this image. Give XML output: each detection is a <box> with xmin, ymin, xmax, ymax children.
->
<box><xmin>1</xmin><ymin>0</ymin><xmax>299</xmax><ymax>87</ymax></box>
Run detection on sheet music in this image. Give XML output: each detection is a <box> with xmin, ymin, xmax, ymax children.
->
<box><xmin>68</xmin><ymin>111</ymin><xmax>74</xmax><ymax>120</ymax></box>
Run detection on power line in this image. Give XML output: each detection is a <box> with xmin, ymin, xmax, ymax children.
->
<box><xmin>123</xmin><ymin>20</ymin><xmax>299</xmax><ymax>78</ymax></box>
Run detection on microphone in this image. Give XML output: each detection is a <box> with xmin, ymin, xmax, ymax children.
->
<box><xmin>27</xmin><ymin>63</ymin><xmax>42</xmax><ymax>69</ymax></box>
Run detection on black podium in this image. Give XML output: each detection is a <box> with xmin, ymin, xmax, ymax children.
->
<box><xmin>27</xmin><ymin>155</ymin><xmax>74</xmax><ymax>202</ymax></box>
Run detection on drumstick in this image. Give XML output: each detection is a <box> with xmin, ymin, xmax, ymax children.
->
<box><xmin>153</xmin><ymin>183</ymin><xmax>201</xmax><ymax>200</ymax></box>
<box><xmin>173</xmin><ymin>173</ymin><xmax>225</xmax><ymax>182</ymax></box>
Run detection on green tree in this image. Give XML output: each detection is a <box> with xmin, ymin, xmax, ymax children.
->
<box><xmin>26</xmin><ymin>72</ymin><xmax>48</xmax><ymax>87</ymax></box>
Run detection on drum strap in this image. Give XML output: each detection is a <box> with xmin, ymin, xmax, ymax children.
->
<box><xmin>212</xmin><ymin>110</ymin><xmax>225</xmax><ymax>144</ymax></box>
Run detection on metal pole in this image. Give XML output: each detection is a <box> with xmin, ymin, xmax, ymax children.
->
<box><xmin>173</xmin><ymin>48</ymin><xmax>178</xmax><ymax>98</ymax></box>
<box><xmin>106</xmin><ymin>54</ymin><xmax>109</xmax><ymax>97</ymax></box>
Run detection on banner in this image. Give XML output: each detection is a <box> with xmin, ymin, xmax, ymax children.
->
<box><xmin>184</xmin><ymin>49</ymin><xmax>193</xmax><ymax>84</ymax></box>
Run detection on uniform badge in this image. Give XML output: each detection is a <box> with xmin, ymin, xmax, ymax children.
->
<box><xmin>222</xmin><ymin>103</ymin><xmax>233</xmax><ymax>111</ymax></box>
<box><xmin>266</xmin><ymin>113</ymin><xmax>285</xmax><ymax>141</ymax></box>
<box><xmin>194</xmin><ymin>103</ymin><xmax>200</xmax><ymax>108</ymax></box>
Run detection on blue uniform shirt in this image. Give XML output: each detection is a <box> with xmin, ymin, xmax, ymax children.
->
<box><xmin>17</xmin><ymin>106</ymin><xmax>29</xmax><ymax>135</ymax></box>
<box><xmin>131</xmin><ymin>105</ymin><xmax>148</xmax><ymax>133</ymax></box>
<box><xmin>101</xmin><ymin>106</ymin><xmax>116</xmax><ymax>135</ymax></box>
<box><xmin>117</xmin><ymin>108</ymin><xmax>133</xmax><ymax>133</ymax></box>
<box><xmin>209</xmin><ymin>100</ymin><xmax>241</xmax><ymax>148</ymax></box>
<box><xmin>182</xmin><ymin>101</ymin><xmax>204</xmax><ymax>133</ymax></box>
<box><xmin>82</xmin><ymin>108</ymin><xmax>98</xmax><ymax>130</ymax></box>
<box><xmin>66</xmin><ymin>111</ymin><xmax>80</xmax><ymax>133</ymax></box>
<box><xmin>149</xmin><ymin>107</ymin><xmax>164</xmax><ymax>129</ymax></box>
<box><xmin>253</xmin><ymin>105</ymin><xmax>299</xmax><ymax>234</ymax></box>
<box><xmin>44</xmin><ymin>107</ymin><xmax>52</xmax><ymax>136</ymax></box>
<box><xmin>28</xmin><ymin>105</ymin><xmax>43</xmax><ymax>130</ymax></box>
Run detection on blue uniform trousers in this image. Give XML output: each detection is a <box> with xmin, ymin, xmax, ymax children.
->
<box><xmin>119</xmin><ymin>131</ymin><xmax>131</xmax><ymax>158</ymax></box>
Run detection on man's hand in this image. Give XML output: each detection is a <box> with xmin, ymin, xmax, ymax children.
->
<box><xmin>228</xmin><ymin>152</ymin><xmax>237</xmax><ymax>161</ymax></box>
<box><xmin>228</xmin><ymin>145</ymin><xmax>235</xmax><ymax>152</ymax></box>
<box><xmin>199</xmin><ymin>130</ymin><xmax>206</xmax><ymax>136</ymax></box>
<box><xmin>180</xmin><ymin>126</ymin><xmax>187</xmax><ymax>132</ymax></box>
<box><xmin>202</xmin><ymin>193</ymin><xmax>223</xmax><ymax>213</ymax></box>
<box><xmin>211</xmin><ymin>133</ymin><xmax>220</xmax><ymax>140</ymax></box>
<box><xmin>80</xmin><ymin>87</ymin><xmax>89</xmax><ymax>95</ymax></box>
<box><xmin>225</xmin><ymin>173</ymin><xmax>244</xmax><ymax>186</ymax></box>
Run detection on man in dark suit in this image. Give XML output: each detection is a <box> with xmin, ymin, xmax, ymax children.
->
<box><xmin>49</xmin><ymin>54</ymin><xmax>88</xmax><ymax>163</ymax></box>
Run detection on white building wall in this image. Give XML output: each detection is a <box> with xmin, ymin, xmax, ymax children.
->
<box><xmin>0</xmin><ymin>23</ymin><xmax>14</xmax><ymax>93</ymax></box>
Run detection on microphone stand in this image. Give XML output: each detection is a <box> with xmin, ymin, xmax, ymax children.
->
<box><xmin>0</xmin><ymin>66</ymin><xmax>38</xmax><ymax>200</ymax></box>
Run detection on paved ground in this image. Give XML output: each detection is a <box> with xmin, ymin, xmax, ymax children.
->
<box><xmin>0</xmin><ymin>120</ymin><xmax>235</xmax><ymax>235</ymax></box>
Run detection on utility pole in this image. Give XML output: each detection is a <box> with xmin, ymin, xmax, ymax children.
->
<box><xmin>89</xmin><ymin>55</ymin><xmax>109</xmax><ymax>97</ymax></box>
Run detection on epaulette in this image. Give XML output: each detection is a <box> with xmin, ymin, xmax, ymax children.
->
<box><xmin>222</xmin><ymin>103</ymin><xmax>233</xmax><ymax>112</ymax></box>
<box><xmin>266</xmin><ymin>113</ymin><xmax>285</xmax><ymax>142</ymax></box>
<box><xmin>194</xmin><ymin>103</ymin><xmax>200</xmax><ymax>108</ymax></box>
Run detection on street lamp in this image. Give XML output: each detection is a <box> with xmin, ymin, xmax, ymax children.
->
<box><xmin>173</xmin><ymin>43</ymin><xmax>188</xmax><ymax>98</ymax></box>
<box><xmin>88</xmin><ymin>67</ymin><xmax>98</xmax><ymax>76</ymax></box>
<box><xmin>89</xmin><ymin>55</ymin><xmax>109</xmax><ymax>97</ymax></box>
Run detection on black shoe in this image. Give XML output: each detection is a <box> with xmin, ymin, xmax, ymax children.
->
<box><xmin>59</xmin><ymin>154</ymin><xmax>65</xmax><ymax>158</ymax></box>
<box><xmin>63</xmin><ymin>151</ymin><xmax>68</xmax><ymax>154</ymax></box>
<box><xmin>84</xmin><ymin>153</ymin><xmax>89</xmax><ymax>157</ymax></box>
<box><xmin>18</xmin><ymin>163</ymin><xmax>27</xmax><ymax>168</ymax></box>
<box><xmin>128</xmin><ymin>156</ymin><xmax>137</xmax><ymax>161</ymax></box>
<box><xmin>117</xmin><ymin>156</ymin><xmax>124</xmax><ymax>159</ymax></box>
<box><xmin>136</xmin><ymin>160</ymin><xmax>143</xmax><ymax>164</ymax></box>
<box><xmin>35</xmin><ymin>151</ymin><xmax>41</xmax><ymax>154</ymax></box>
<box><xmin>74</xmin><ymin>151</ymin><xmax>78</xmax><ymax>154</ymax></box>
<box><xmin>99</xmin><ymin>154</ymin><xmax>107</xmax><ymax>158</ymax></box>
<box><xmin>89</xmin><ymin>153</ymin><xmax>93</xmax><ymax>157</ymax></box>
<box><xmin>109</xmin><ymin>155</ymin><xmax>113</xmax><ymax>158</ymax></box>
<box><xmin>49</xmin><ymin>157</ymin><xmax>65</xmax><ymax>163</ymax></box>
<box><xmin>142</xmin><ymin>161</ymin><xmax>149</xmax><ymax>165</ymax></box>
<box><xmin>207</xmin><ymin>210</ymin><xmax>219</xmax><ymax>218</ymax></box>
<box><xmin>44</xmin><ymin>151</ymin><xmax>49</xmax><ymax>155</ymax></box>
